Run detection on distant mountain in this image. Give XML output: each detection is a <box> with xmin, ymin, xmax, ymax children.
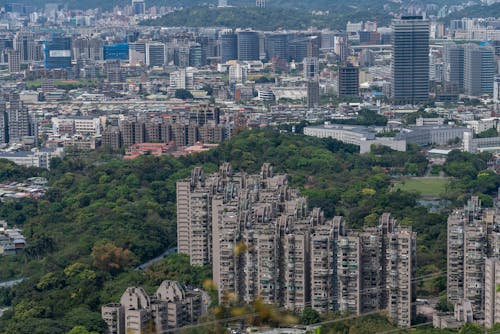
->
<box><xmin>0</xmin><ymin>0</ymin><xmax>391</xmax><ymax>11</ymax></box>
<box><xmin>444</xmin><ymin>2</ymin><xmax>500</xmax><ymax>22</ymax></box>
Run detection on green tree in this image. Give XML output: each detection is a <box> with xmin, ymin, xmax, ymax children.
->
<box><xmin>91</xmin><ymin>242</ymin><xmax>135</xmax><ymax>274</ymax></box>
<box><xmin>201</xmin><ymin>84</ymin><xmax>214</xmax><ymax>96</ymax></box>
<box><xmin>459</xmin><ymin>323</ymin><xmax>484</xmax><ymax>334</ymax></box>
<box><xmin>67</xmin><ymin>326</ymin><xmax>98</xmax><ymax>334</ymax></box>
<box><xmin>435</xmin><ymin>296</ymin><xmax>453</xmax><ymax>312</ymax></box>
<box><xmin>174</xmin><ymin>89</ymin><xmax>194</xmax><ymax>100</ymax></box>
<box><xmin>475</xmin><ymin>127</ymin><xmax>498</xmax><ymax>138</ymax></box>
<box><xmin>301</xmin><ymin>307</ymin><xmax>321</xmax><ymax>325</ymax></box>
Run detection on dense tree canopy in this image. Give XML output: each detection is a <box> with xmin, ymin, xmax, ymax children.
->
<box><xmin>143</xmin><ymin>6</ymin><xmax>391</xmax><ymax>31</ymax></box>
<box><xmin>0</xmin><ymin>130</ymin><xmax>491</xmax><ymax>332</ymax></box>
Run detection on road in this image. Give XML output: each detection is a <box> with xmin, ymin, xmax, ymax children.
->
<box><xmin>136</xmin><ymin>246</ymin><xmax>177</xmax><ymax>270</ymax></box>
<box><xmin>0</xmin><ymin>278</ymin><xmax>25</xmax><ymax>288</ymax></box>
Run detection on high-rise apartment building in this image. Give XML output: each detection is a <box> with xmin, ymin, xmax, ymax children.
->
<box><xmin>334</xmin><ymin>36</ymin><xmax>349</xmax><ymax>62</ymax></box>
<box><xmin>307</xmin><ymin>80</ymin><xmax>320</xmax><ymax>109</ymax></box>
<box><xmin>447</xmin><ymin>197</ymin><xmax>500</xmax><ymax>318</ymax></box>
<box><xmin>7</xmin><ymin>49</ymin><xmax>20</xmax><ymax>73</ymax></box>
<box><xmin>72</xmin><ymin>37</ymin><xmax>104</xmax><ymax>61</ymax></box>
<box><xmin>177</xmin><ymin>164</ymin><xmax>416</xmax><ymax>327</ymax></box>
<box><xmin>485</xmin><ymin>258</ymin><xmax>500</xmax><ymax>329</ymax></box>
<box><xmin>386</xmin><ymin>227</ymin><xmax>417</xmax><ymax>328</ymax></box>
<box><xmin>464</xmin><ymin>44</ymin><xmax>494</xmax><ymax>97</ymax></box>
<box><xmin>7</xmin><ymin>97</ymin><xmax>30</xmax><ymax>143</ymax></box>
<box><xmin>228</xmin><ymin>63</ymin><xmax>247</xmax><ymax>84</ymax></box>
<box><xmin>494</xmin><ymin>75</ymin><xmax>500</xmax><ymax>103</ymax></box>
<box><xmin>176</xmin><ymin>167</ymin><xmax>214</xmax><ymax>266</ymax></box>
<box><xmin>0</xmin><ymin>101</ymin><xmax>7</xmax><ymax>145</ymax></box>
<box><xmin>391</xmin><ymin>16</ymin><xmax>429</xmax><ymax>105</ymax></box>
<box><xmin>13</xmin><ymin>31</ymin><xmax>36</xmax><ymax>64</ymax></box>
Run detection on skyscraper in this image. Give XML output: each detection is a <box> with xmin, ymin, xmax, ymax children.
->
<box><xmin>129</xmin><ymin>42</ymin><xmax>146</xmax><ymax>66</ymax></box>
<box><xmin>485</xmin><ymin>258</ymin><xmax>500</xmax><ymax>329</ymax></box>
<box><xmin>265</xmin><ymin>33</ymin><xmax>288</xmax><ymax>62</ymax></box>
<box><xmin>391</xmin><ymin>16</ymin><xmax>429</xmax><ymax>105</ymax></box>
<box><xmin>13</xmin><ymin>31</ymin><xmax>36</xmax><ymax>64</ymax></box>
<box><xmin>43</xmin><ymin>36</ymin><xmax>72</xmax><ymax>69</ymax></box>
<box><xmin>177</xmin><ymin>164</ymin><xmax>416</xmax><ymax>327</ymax></box>
<box><xmin>303</xmin><ymin>57</ymin><xmax>319</xmax><ymax>80</ymax></box>
<box><xmin>443</xmin><ymin>43</ymin><xmax>464</xmax><ymax>93</ymax></box>
<box><xmin>188</xmin><ymin>44</ymin><xmax>203</xmax><ymax>67</ymax></box>
<box><xmin>464</xmin><ymin>44</ymin><xmax>494</xmax><ymax>97</ymax></box>
<box><xmin>146</xmin><ymin>42</ymin><xmax>165</xmax><ymax>67</ymax></box>
<box><xmin>131</xmin><ymin>0</ymin><xmax>146</xmax><ymax>15</ymax></box>
<box><xmin>7</xmin><ymin>49</ymin><xmax>20</xmax><ymax>73</ymax></box>
<box><xmin>0</xmin><ymin>100</ymin><xmax>7</xmax><ymax>145</ymax></box>
<box><xmin>338</xmin><ymin>63</ymin><xmax>359</xmax><ymax>97</ymax></box>
<box><xmin>219</xmin><ymin>30</ymin><xmax>237</xmax><ymax>62</ymax></box>
<box><xmin>7</xmin><ymin>97</ymin><xmax>30</xmax><ymax>143</ymax></box>
<box><xmin>307</xmin><ymin>80</ymin><xmax>320</xmax><ymax>109</ymax></box>
<box><xmin>494</xmin><ymin>75</ymin><xmax>500</xmax><ymax>103</ymax></box>
<box><xmin>237</xmin><ymin>30</ymin><xmax>260</xmax><ymax>61</ymax></box>
<box><xmin>72</xmin><ymin>37</ymin><xmax>104</xmax><ymax>61</ymax></box>
<box><xmin>446</xmin><ymin>197</ymin><xmax>500</xmax><ymax>317</ymax></box>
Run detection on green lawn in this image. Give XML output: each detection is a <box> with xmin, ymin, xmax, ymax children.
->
<box><xmin>394</xmin><ymin>177</ymin><xmax>449</xmax><ymax>196</ymax></box>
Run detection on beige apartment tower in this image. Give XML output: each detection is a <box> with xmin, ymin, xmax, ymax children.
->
<box><xmin>176</xmin><ymin>164</ymin><xmax>417</xmax><ymax>327</ymax></box>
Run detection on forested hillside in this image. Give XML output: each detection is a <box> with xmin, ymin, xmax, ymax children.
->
<box><xmin>0</xmin><ymin>0</ymin><xmax>392</xmax><ymax>11</ymax></box>
<box><xmin>142</xmin><ymin>6</ymin><xmax>391</xmax><ymax>30</ymax></box>
<box><xmin>0</xmin><ymin>130</ymin><xmax>495</xmax><ymax>333</ymax></box>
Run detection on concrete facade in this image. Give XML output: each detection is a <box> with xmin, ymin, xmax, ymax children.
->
<box><xmin>177</xmin><ymin>164</ymin><xmax>416</xmax><ymax>327</ymax></box>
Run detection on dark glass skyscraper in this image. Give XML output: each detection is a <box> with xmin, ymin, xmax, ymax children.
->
<box><xmin>265</xmin><ymin>33</ymin><xmax>288</xmax><ymax>61</ymax></box>
<box><xmin>338</xmin><ymin>63</ymin><xmax>359</xmax><ymax>97</ymax></box>
<box><xmin>237</xmin><ymin>31</ymin><xmax>259</xmax><ymax>61</ymax></box>
<box><xmin>132</xmin><ymin>0</ymin><xmax>146</xmax><ymax>15</ymax></box>
<box><xmin>443</xmin><ymin>43</ymin><xmax>465</xmax><ymax>94</ymax></box>
<box><xmin>464</xmin><ymin>44</ymin><xmax>494</xmax><ymax>96</ymax></box>
<box><xmin>391</xmin><ymin>16</ymin><xmax>429</xmax><ymax>105</ymax></box>
<box><xmin>219</xmin><ymin>30</ymin><xmax>237</xmax><ymax>62</ymax></box>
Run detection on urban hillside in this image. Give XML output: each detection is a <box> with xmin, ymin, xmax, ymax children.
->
<box><xmin>0</xmin><ymin>130</ymin><xmax>496</xmax><ymax>333</ymax></box>
<box><xmin>142</xmin><ymin>6</ymin><xmax>392</xmax><ymax>31</ymax></box>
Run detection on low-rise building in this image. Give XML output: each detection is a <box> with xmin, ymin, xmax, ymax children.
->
<box><xmin>303</xmin><ymin>124</ymin><xmax>406</xmax><ymax>153</ymax></box>
<box><xmin>0</xmin><ymin>147</ymin><xmax>64</xmax><ymax>169</ymax></box>
<box><xmin>101</xmin><ymin>280</ymin><xmax>203</xmax><ymax>334</ymax></box>
<box><xmin>463</xmin><ymin>131</ymin><xmax>500</xmax><ymax>153</ymax></box>
<box><xmin>0</xmin><ymin>221</ymin><xmax>25</xmax><ymax>255</ymax></box>
<box><xmin>396</xmin><ymin>125</ymin><xmax>470</xmax><ymax>146</ymax></box>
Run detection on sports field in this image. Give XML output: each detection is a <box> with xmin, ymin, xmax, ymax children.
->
<box><xmin>394</xmin><ymin>177</ymin><xmax>449</xmax><ymax>196</ymax></box>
